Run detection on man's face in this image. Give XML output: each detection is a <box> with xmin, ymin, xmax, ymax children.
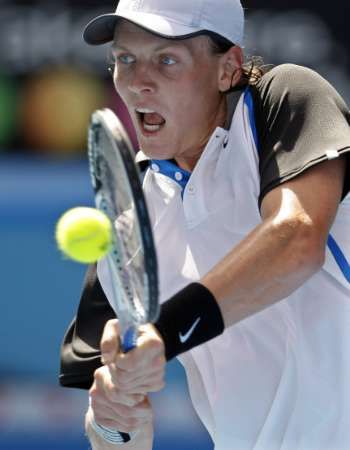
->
<box><xmin>111</xmin><ymin>20</ymin><xmax>227</xmax><ymax>167</ymax></box>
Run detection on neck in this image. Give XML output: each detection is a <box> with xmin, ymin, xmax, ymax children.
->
<box><xmin>175</xmin><ymin>155</ymin><xmax>201</xmax><ymax>172</ymax></box>
<box><xmin>175</xmin><ymin>96</ymin><xmax>227</xmax><ymax>172</ymax></box>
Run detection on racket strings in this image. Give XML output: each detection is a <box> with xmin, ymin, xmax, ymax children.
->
<box><xmin>96</xmin><ymin>129</ymin><xmax>150</xmax><ymax>323</ymax></box>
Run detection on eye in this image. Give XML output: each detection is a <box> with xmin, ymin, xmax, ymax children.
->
<box><xmin>117</xmin><ymin>54</ymin><xmax>136</xmax><ymax>64</ymax></box>
<box><xmin>161</xmin><ymin>55</ymin><xmax>177</xmax><ymax>66</ymax></box>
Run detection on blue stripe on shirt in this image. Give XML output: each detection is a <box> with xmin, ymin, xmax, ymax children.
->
<box><xmin>327</xmin><ymin>234</ymin><xmax>350</xmax><ymax>283</ymax></box>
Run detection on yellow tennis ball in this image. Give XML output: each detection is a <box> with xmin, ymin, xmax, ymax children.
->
<box><xmin>55</xmin><ymin>207</ymin><xmax>112</xmax><ymax>263</ymax></box>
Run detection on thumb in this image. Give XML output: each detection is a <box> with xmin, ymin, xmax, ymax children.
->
<box><xmin>100</xmin><ymin>319</ymin><xmax>121</xmax><ymax>364</ymax></box>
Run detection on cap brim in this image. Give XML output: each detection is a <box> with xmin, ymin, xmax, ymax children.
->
<box><xmin>83</xmin><ymin>14</ymin><xmax>119</xmax><ymax>45</ymax></box>
<box><xmin>83</xmin><ymin>11</ymin><xmax>212</xmax><ymax>46</ymax></box>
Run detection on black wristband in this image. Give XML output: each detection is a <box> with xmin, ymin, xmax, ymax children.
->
<box><xmin>154</xmin><ymin>283</ymin><xmax>225</xmax><ymax>361</ymax></box>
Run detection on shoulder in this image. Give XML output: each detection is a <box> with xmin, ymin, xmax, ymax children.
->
<box><xmin>254</xmin><ymin>63</ymin><xmax>345</xmax><ymax>105</ymax></box>
<box><xmin>257</xmin><ymin>63</ymin><xmax>330</xmax><ymax>88</ymax></box>
<box><xmin>259</xmin><ymin>63</ymin><xmax>324</xmax><ymax>82</ymax></box>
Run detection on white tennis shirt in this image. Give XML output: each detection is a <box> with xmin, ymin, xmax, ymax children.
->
<box><xmin>98</xmin><ymin>89</ymin><xmax>350</xmax><ymax>450</ymax></box>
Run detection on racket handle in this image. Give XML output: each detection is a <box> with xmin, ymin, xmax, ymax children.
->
<box><xmin>98</xmin><ymin>326</ymin><xmax>137</xmax><ymax>445</ymax></box>
<box><xmin>122</xmin><ymin>327</ymin><xmax>137</xmax><ymax>353</ymax></box>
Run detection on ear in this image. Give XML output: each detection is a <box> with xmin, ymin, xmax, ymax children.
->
<box><xmin>218</xmin><ymin>46</ymin><xmax>244</xmax><ymax>92</ymax></box>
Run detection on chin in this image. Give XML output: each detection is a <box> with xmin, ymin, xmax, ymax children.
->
<box><xmin>140</xmin><ymin>146</ymin><xmax>172</xmax><ymax>160</ymax></box>
<box><xmin>139</xmin><ymin>140</ymin><xmax>174</xmax><ymax>160</ymax></box>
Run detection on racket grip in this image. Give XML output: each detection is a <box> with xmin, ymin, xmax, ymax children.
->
<box><xmin>122</xmin><ymin>327</ymin><xmax>137</xmax><ymax>353</ymax></box>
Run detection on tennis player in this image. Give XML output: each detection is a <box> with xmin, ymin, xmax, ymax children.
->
<box><xmin>60</xmin><ymin>1</ymin><xmax>350</xmax><ymax>449</ymax></box>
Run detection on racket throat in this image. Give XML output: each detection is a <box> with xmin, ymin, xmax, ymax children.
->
<box><xmin>121</xmin><ymin>326</ymin><xmax>137</xmax><ymax>353</ymax></box>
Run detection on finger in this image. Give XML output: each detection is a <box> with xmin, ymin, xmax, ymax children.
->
<box><xmin>91</xmin><ymin>393</ymin><xmax>152</xmax><ymax>421</ymax></box>
<box><xmin>121</xmin><ymin>377</ymin><xmax>166</xmax><ymax>394</ymax></box>
<box><xmin>93</xmin><ymin>367</ymin><xmax>146</xmax><ymax>407</ymax></box>
<box><xmin>112</xmin><ymin>326</ymin><xmax>161</xmax><ymax>372</ymax></box>
<box><xmin>109</xmin><ymin>366</ymin><xmax>165</xmax><ymax>393</ymax></box>
<box><xmin>100</xmin><ymin>319</ymin><xmax>121</xmax><ymax>364</ymax></box>
<box><xmin>108</xmin><ymin>372</ymin><xmax>165</xmax><ymax>395</ymax></box>
<box><xmin>114</xmin><ymin>342</ymin><xmax>163</xmax><ymax>372</ymax></box>
<box><xmin>92</xmin><ymin>403</ymin><xmax>151</xmax><ymax>433</ymax></box>
<box><xmin>91</xmin><ymin>386</ymin><xmax>145</xmax><ymax>408</ymax></box>
<box><xmin>109</xmin><ymin>356</ymin><xmax>164</xmax><ymax>385</ymax></box>
<box><xmin>91</xmin><ymin>395</ymin><xmax>153</xmax><ymax>433</ymax></box>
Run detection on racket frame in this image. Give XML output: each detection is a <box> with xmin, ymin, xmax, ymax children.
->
<box><xmin>88</xmin><ymin>108</ymin><xmax>159</xmax><ymax>351</ymax></box>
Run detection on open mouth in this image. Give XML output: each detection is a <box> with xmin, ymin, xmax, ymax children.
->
<box><xmin>135</xmin><ymin>108</ymin><xmax>166</xmax><ymax>133</ymax></box>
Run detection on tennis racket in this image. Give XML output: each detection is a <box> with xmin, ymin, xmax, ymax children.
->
<box><xmin>88</xmin><ymin>108</ymin><xmax>159</xmax><ymax>353</ymax></box>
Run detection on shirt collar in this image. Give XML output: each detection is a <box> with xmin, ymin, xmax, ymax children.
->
<box><xmin>135</xmin><ymin>151</ymin><xmax>191</xmax><ymax>190</ymax></box>
<box><xmin>149</xmin><ymin>159</ymin><xmax>191</xmax><ymax>191</ymax></box>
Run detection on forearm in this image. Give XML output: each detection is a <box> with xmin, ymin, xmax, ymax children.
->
<box><xmin>202</xmin><ymin>158</ymin><xmax>346</xmax><ymax>328</ymax></box>
<box><xmin>85</xmin><ymin>409</ymin><xmax>154</xmax><ymax>450</ymax></box>
<box><xmin>202</xmin><ymin>214</ymin><xmax>324</xmax><ymax>327</ymax></box>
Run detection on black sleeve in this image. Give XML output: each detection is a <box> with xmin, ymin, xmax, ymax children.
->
<box><xmin>59</xmin><ymin>264</ymin><xmax>116</xmax><ymax>389</ymax></box>
<box><xmin>251</xmin><ymin>64</ymin><xmax>350</xmax><ymax>205</ymax></box>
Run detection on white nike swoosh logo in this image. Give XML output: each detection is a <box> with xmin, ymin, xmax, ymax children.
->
<box><xmin>179</xmin><ymin>317</ymin><xmax>201</xmax><ymax>344</ymax></box>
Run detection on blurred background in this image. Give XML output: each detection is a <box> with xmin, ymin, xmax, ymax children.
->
<box><xmin>1</xmin><ymin>0</ymin><xmax>349</xmax><ymax>449</ymax></box>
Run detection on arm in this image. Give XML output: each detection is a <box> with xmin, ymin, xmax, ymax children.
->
<box><xmin>201</xmin><ymin>157</ymin><xmax>346</xmax><ymax>326</ymax></box>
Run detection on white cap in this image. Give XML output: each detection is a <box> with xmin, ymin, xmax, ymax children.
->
<box><xmin>83</xmin><ymin>0</ymin><xmax>244</xmax><ymax>47</ymax></box>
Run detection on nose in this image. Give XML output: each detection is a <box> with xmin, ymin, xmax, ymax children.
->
<box><xmin>128</xmin><ymin>63</ymin><xmax>156</xmax><ymax>95</ymax></box>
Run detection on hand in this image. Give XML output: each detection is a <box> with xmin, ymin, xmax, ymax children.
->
<box><xmin>100</xmin><ymin>319</ymin><xmax>166</xmax><ymax>395</ymax></box>
<box><xmin>89</xmin><ymin>364</ymin><xmax>153</xmax><ymax>433</ymax></box>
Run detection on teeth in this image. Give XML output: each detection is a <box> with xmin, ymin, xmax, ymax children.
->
<box><xmin>143</xmin><ymin>123</ymin><xmax>161</xmax><ymax>132</ymax></box>
<box><xmin>136</xmin><ymin>108</ymin><xmax>156</xmax><ymax>113</ymax></box>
